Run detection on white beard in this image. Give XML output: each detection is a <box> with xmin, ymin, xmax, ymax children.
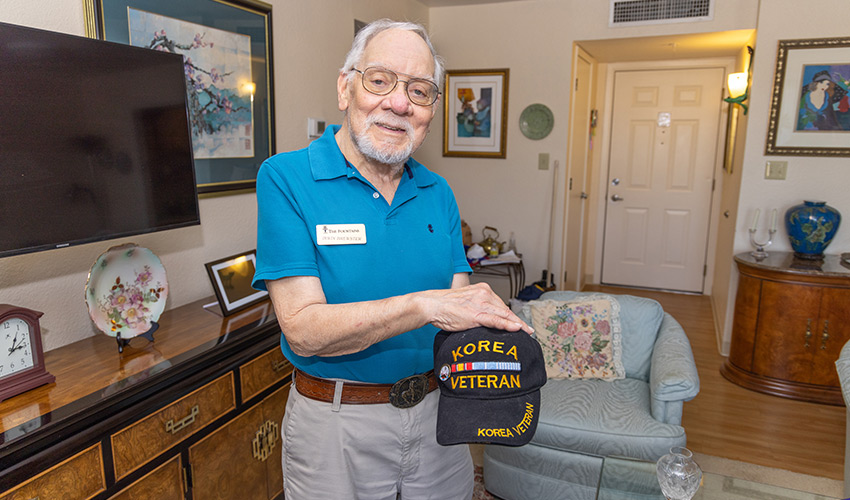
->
<box><xmin>349</xmin><ymin>113</ymin><xmax>416</xmax><ymax>166</ymax></box>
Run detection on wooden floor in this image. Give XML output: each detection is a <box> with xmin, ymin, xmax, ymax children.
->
<box><xmin>585</xmin><ymin>284</ymin><xmax>845</xmax><ymax>481</ymax></box>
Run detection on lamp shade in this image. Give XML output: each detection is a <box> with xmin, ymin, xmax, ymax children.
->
<box><xmin>727</xmin><ymin>72</ymin><xmax>748</xmax><ymax>99</ymax></box>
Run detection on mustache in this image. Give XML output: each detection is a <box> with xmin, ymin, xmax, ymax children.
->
<box><xmin>364</xmin><ymin>113</ymin><xmax>412</xmax><ymax>134</ymax></box>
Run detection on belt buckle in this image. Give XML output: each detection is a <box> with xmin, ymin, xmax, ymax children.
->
<box><xmin>389</xmin><ymin>374</ymin><xmax>429</xmax><ymax>409</ymax></box>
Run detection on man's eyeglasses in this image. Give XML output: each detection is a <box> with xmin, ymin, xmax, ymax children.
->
<box><xmin>351</xmin><ymin>67</ymin><xmax>440</xmax><ymax>106</ymax></box>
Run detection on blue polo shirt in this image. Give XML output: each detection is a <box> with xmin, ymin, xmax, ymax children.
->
<box><xmin>253</xmin><ymin>125</ymin><xmax>471</xmax><ymax>383</ymax></box>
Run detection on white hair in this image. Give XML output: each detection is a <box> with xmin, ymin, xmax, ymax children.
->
<box><xmin>340</xmin><ymin>19</ymin><xmax>445</xmax><ymax>90</ymax></box>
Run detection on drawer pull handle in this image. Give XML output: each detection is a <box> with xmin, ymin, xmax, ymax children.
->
<box><xmin>272</xmin><ymin>359</ymin><xmax>289</xmax><ymax>373</ymax></box>
<box><xmin>804</xmin><ymin>319</ymin><xmax>812</xmax><ymax>348</ymax></box>
<box><xmin>165</xmin><ymin>405</ymin><xmax>199</xmax><ymax>435</ymax></box>
<box><xmin>821</xmin><ymin>320</ymin><xmax>829</xmax><ymax>350</ymax></box>
<box><xmin>252</xmin><ymin>419</ymin><xmax>280</xmax><ymax>462</ymax></box>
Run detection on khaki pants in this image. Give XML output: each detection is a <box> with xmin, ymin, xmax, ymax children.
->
<box><xmin>281</xmin><ymin>381</ymin><xmax>473</xmax><ymax>500</ymax></box>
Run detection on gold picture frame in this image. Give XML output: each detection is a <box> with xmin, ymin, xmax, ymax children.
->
<box><xmin>765</xmin><ymin>36</ymin><xmax>850</xmax><ymax>157</ymax></box>
<box><xmin>443</xmin><ymin>69</ymin><xmax>509</xmax><ymax>158</ymax></box>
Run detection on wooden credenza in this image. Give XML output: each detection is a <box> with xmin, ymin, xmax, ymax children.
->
<box><xmin>721</xmin><ymin>252</ymin><xmax>850</xmax><ymax>405</ymax></box>
<box><xmin>0</xmin><ymin>298</ymin><xmax>291</xmax><ymax>499</ymax></box>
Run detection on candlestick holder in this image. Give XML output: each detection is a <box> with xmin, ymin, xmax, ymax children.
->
<box><xmin>748</xmin><ymin>227</ymin><xmax>776</xmax><ymax>260</ymax></box>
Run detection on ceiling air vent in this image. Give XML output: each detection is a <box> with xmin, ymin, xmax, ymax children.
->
<box><xmin>609</xmin><ymin>0</ymin><xmax>714</xmax><ymax>27</ymax></box>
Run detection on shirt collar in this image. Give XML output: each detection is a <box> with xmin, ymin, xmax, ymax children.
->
<box><xmin>308</xmin><ymin>124</ymin><xmax>437</xmax><ymax>188</ymax></box>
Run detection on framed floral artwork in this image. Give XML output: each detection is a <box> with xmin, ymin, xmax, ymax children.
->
<box><xmin>765</xmin><ymin>37</ymin><xmax>850</xmax><ymax>157</ymax></box>
<box><xmin>85</xmin><ymin>0</ymin><xmax>275</xmax><ymax>192</ymax></box>
<box><xmin>443</xmin><ymin>69</ymin><xmax>509</xmax><ymax>158</ymax></box>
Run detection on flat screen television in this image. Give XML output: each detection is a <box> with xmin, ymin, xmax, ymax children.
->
<box><xmin>0</xmin><ymin>21</ymin><xmax>200</xmax><ymax>259</ymax></box>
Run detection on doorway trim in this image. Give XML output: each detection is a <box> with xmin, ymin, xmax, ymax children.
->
<box><xmin>587</xmin><ymin>56</ymin><xmax>736</xmax><ymax>295</ymax></box>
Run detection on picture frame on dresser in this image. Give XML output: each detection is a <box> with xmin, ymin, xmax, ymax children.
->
<box><xmin>765</xmin><ymin>36</ymin><xmax>850</xmax><ymax>157</ymax></box>
<box><xmin>84</xmin><ymin>0</ymin><xmax>276</xmax><ymax>193</ymax></box>
<box><xmin>205</xmin><ymin>250</ymin><xmax>269</xmax><ymax>316</ymax></box>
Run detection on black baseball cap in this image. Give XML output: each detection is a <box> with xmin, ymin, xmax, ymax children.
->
<box><xmin>433</xmin><ymin>326</ymin><xmax>546</xmax><ymax>446</ymax></box>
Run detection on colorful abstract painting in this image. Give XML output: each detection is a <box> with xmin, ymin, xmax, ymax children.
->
<box><xmin>796</xmin><ymin>64</ymin><xmax>850</xmax><ymax>132</ymax></box>
<box><xmin>442</xmin><ymin>69</ymin><xmax>508</xmax><ymax>158</ymax></box>
<box><xmin>128</xmin><ymin>8</ymin><xmax>254</xmax><ymax>159</ymax></box>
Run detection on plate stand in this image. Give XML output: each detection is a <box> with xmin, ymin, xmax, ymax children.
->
<box><xmin>116</xmin><ymin>322</ymin><xmax>159</xmax><ymax>353</ymax></box>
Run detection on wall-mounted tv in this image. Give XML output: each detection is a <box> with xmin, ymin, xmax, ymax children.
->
<box><xmin>0</xmin><ymin>21</ymin><xmax>200</xmax><ymax>259</ymax></box>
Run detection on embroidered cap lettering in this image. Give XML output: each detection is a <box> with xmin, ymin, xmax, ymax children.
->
<box><xmin>433</xmin><ymin>326</ymin><xmax>546</xmax><ymax>446</ymax></box>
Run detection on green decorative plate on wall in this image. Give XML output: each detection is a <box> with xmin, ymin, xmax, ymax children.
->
<box><xmin>519</xmin><ymin>103</ymin><xmax>554</xmax><ymax>140</ymax></box>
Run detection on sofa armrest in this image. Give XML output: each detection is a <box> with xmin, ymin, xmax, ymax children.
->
<box><xmin>836</xmin><ymin>340</ymin><xmax>850</xmax><ymax>406</ymax></box>
<box><xmin>649</xmin><ymin>313</ymin><xmax>700</xmax><ymax>425</ymax></box>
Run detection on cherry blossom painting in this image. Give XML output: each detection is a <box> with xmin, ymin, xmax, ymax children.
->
<box><xmin>128</xmin><ymin>8</ymin><xmax>254</xmax><ymax>159</ymax></box>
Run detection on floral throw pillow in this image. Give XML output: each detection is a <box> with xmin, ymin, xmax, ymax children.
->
<box><xmin>526</xmin><ymin>296</ymin><xmax>625</xmax><ymax>380</ymax></box>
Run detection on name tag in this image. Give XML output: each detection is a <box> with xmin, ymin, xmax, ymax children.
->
<box><xmin>316</xmin><ymin>224</ymin><xmax>367</xmax><ymax>245</ymax></box>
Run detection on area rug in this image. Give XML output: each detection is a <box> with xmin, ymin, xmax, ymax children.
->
<box><xmin>473</xmin><ymin>465</ymin><xmax>496</xmax><ymax>500</ymax></box>
<box><xmin>692</xmin><ymin>452</ymin><xmax>844</xmax><ymax>499</ymax></box>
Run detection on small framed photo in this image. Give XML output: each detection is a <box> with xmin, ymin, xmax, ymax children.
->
<box><xmin>443</xmin><ymin>69</ymin><xmax>509</xmax><ymax>158</ymax></box>
<box><xmin>765</xmin><ymin>36</ymin><xmax>850</xmax><ymax>157</ymax></box>
<box><xmin>204</xmin><ymin>250</ymin><xmax>268</xmax><ymax>316</ymax></box>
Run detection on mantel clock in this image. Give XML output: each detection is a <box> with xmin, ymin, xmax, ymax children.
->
<box><xmin>0</xmin><ymin>304</ymin><xmax>55</xmax><ymax>401</ymax></box>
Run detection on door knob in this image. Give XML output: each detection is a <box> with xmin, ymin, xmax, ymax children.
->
<box><xmin>611</xmin><ymin>194</ymin><xmax>623</xmax><ymax>202</ymax></box>
<box><xmin>611</xmin><ymin>178</ymin><xmax>620</xmax><ymax>186</ymax></box>
<box><xmin>580</xmin><ymin>192</ymin><xmax>588</xmax><ymax>199</ymax></box>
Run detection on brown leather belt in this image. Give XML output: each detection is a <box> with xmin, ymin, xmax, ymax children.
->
<box><xmin>294</xmin><ymin>368</ymin><xmax>438</xmax><ymax>408</ymax></box>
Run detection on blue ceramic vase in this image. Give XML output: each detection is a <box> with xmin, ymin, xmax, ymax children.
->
<box><xmin>785</xmin><ymin>201</ymin><xmax>841</xmax><ymax>260</ymax></box>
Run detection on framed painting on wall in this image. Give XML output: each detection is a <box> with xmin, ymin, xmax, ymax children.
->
<box><xmin>443</xmin><ymin>69</ymin><xmax>509</xmax><ymax>158</ymax></box>
<box><xmin>85</xmin><ymin>0</ymin><xmax>275</xmax><ymax>193</ymax></box>
<box><xmin>765</xmin><ymin>36</ymin><xmax>850</xmax><ymax>157</ymax></box>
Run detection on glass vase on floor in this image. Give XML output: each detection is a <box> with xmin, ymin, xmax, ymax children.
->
<box><xmin>656</xmin><ymin>446</ymin><xmax>702</xmax><ymax>500</ymax></box>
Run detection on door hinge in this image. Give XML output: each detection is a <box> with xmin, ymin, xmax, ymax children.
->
<box><xmin>704</xmin><ymin>264</ymin><xmax>708</xmax><ymax>276</ymax></box>
<box><xmin>569</xmin><ymin>177</ymin><xmax>573</xmax><ymax>190</ymax></box>
<box><xmin>712</xmin><ymin>179</ymin><xmax>716</xmax><ymax>191</ymax></box>
<box><xmin>575</xmin><ymin>78</ymin><xmax>579</xmax><ymax>91</ymax></box>
<box><xmin>564</xmin><ymin>271</ymin><xmax>568</xmax><ymax>283</ymax></box>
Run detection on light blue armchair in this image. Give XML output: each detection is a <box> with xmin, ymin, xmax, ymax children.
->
<box><xmin>835</xmin><ymin>340</ymin><xmax>850</xmax><ymax>498</ymax></box>
<box><xmin>483</xmin><ymin>291</ymin><xmax>700</xmax><ymax>500</ymax></box>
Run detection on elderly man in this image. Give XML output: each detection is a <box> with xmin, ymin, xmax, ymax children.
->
<box><xmin>253</xmin><ymin>18</ymin><xmax>531</xmax><ymax>500</ymax></box>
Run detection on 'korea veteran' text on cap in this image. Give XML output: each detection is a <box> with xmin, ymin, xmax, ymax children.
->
<box><xmin>433</xmin><ymin>326</ymin><xmax>546</xmax><ymax>446</ymax></box>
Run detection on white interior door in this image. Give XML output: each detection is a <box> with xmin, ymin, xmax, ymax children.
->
<box><xmin>561</xmin><ymin>47</ymin><xmax>594</xmax><ymax>291</ymax></box>
<box><xmin>601</xmin><ymin>67</ymin><xmax>723</xmax><ymax>293</ymax></box>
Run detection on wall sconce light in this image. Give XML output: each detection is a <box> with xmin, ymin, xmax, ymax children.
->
<box><xmin>724</xmin><ymin>46</ymin><xmax>754</xmax><ymax>115</ymax></box>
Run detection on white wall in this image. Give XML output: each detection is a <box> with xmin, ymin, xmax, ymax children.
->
<box><xmin>0</xmin><ymin>0</ymin><xmax>428</xmax><ymax>351</ymax></box>
<box><xmin>711</xmin><ymin>37</ymin><xmax>756</xmax><ymax>354</ymax></box>
<box><xmin>718</xmin><ymin>0</ymin><xmax>850</xmax><ymax>348</ymax></box>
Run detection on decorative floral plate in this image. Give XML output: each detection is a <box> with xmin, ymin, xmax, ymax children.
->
<box><xmin>85</xmin><ymin>243</ymin><xmax>168</xmax><ymax>339</ymax></box>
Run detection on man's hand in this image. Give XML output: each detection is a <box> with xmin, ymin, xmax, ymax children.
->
<box><xmin>421</xmin><ymin>283</ymin><xmax>533</xmax><ymax>334</ymax></box>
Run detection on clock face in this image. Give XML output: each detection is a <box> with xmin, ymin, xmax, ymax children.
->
<box><xmin>1</xmin><ymin>317</ymin><xmax>36</xmax><ymax>379</ymax></box>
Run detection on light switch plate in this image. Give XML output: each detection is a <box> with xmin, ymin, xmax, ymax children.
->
<box><xmin>308</xmin><ymin>118</ymin><xmax>326</xmax><ymax>139</ymax></box>
<box><xmin>538</xmin><ymin>153</ymin><xmax>550</xmax><ymax>170</ymax></box>
<box><xmin>765</xmin><ymin>161</ymin><xmax>787</xmax><ymax>180</ymax></box>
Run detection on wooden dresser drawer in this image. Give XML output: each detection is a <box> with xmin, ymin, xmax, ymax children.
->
<box><xmin>240</xmin><ymin>347</ymin><xmax>291</xmax><ymax>402</ymax></box>
<box><xmin>0</xmin><ymin>443</ymin><xmax>105</xmax><ymax>500</ymax></box>
<box><xmin>108</xmin><ymin>455</ymin><xmax>183</xmax><ymax>500</ymax></box>
<box><xmin>189</xmin><ymin>383</ymin><xmax>289</xmax><ymax>500</ymax></box>
<box><xmin>111</xmin><ymin>372</ymin><xmax>236</xmax><ymax>480</ymax></box>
